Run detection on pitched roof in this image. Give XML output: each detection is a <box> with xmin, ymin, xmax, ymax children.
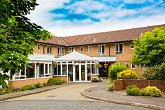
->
<box><xmin>54</xmin><ymin>51</ymin><xmax>97</xmax><ymax>61</ymax></box>
<box><xmin>38</xmin><ymin>24</ymin><xmax>165</xmax><ymax>46</ymax></box>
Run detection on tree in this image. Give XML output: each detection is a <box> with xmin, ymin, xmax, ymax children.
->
<box><xmin>0</xmin><ymin>0</ymin><xmax>52</xmax><ymax>88</ymax></box>
<box><xmin>132</xmin><ymin>27</ymin><xmax>165</xmax><ymax>67</ymax></box>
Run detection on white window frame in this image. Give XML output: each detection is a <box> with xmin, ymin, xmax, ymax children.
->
<box><xmin>131</xmin><ymin>42</ymin><xmax>134</xmax><ymax>49</ymax></box>
<box><xmin>68</xmin><ymin>47</ymin><xmax>75</xmax><ymax>52</ymax></box>
<box><xmin>37</xmin><ymin>44</ymin><xmax>40</xmax><ymax>51</ymax></box>
<box><xmin>80</xmin><ymin>46</ymin><xmax>84</xmax><ymax>52</ymax></box>
<box><xmin>98</xmin><ymin>45</ymin><xmax>105</xmax><ymax>55</ymax></box>
<box><xmin>58</xmin><ymin>47</ymin><xmax>64</xmax><ymax>56</ymax></box>
<box><xmin>131</xmin><ymin>63</ymin><xmax>136</xmax><ymax>69</ymax></box>
<box><xmin>115</xmin><ymin>43</ymin><xmax>123</xmax><ymax>54</ymax></box>
<box><xmin>47</xmin><ymin>45</ymin><xmax>51</xmax><ymax>54</ymax></box>
<box><xmin>88</xmin><ymin>46</ymin><xmax>92</xmax><ymax>52</ymax></box>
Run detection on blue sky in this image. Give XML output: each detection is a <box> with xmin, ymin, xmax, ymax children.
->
<box><xmin>27</xmin><ymin>0</ymin><xmax>165</xmax><ymax>36</ymax></box>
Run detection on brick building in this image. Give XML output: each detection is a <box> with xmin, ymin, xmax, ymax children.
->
<box><xmin>9</xmin><ymin>24</ymin><xmax>165</xmax><ymax>89</ymax></box>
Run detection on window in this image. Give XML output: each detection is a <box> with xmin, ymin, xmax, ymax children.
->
<box><xmin>37</xmin><ymin>44</ymin><xmax>40</xmax><ymax>51</ymax></box>
<box><xmin>98</xmin><ymin>45</ymin><xmax>105</xmax><ymax>55</ymax></box>
<box><xmin>88</xmin><ymin>46</ymin><xmax>92</xmax><ymax>52</ymax></box>
<box><xmin>47</xmin><ymin>45</ymin><xmax>51</xmax><ymax>54</ymax></box>
<box><xmin>68</xmin><ymin>47</ymin><xmax>75</xmax><ymax>52</ymax></box>
<box><xmin>80</xmin><ymin>47</ymin><xmax>84</xmax><ymax>52</ymax></box>
<box><xmin>116</xmin><ymin>43</ymin><xmax>123</xmax><ymax>54</ymax></box>
<box><xmin>131</xmin><ymin>42</ymin><xmax>134</xmax><ymax>49</ymax></box>
<box><xmin>131</xmin><ymin>63</ymin><xmax>136</xmax><ymax>69</ymax></box>
<box><xmin>58</xmin><ymin>47</ymin><xmax>64</xmax><ymax>56</ymax></box>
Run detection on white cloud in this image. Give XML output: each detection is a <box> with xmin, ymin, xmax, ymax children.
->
<box><xmin>124</xmin><ymin>0</ymin><xmax>155</xmax><ymax>4</ymax></box>
<box><xmin>26</xmin><ymin>0</ymin><xmax>165</xmax><ymax>36</ymax></box>
<box><xmin>48</xmin><ymin>15</ymin><xmax>165</xmax><ymax>36</ymax></box>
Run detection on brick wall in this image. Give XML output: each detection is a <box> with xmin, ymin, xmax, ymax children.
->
<box><xmin>114</xmin><ymin>79</ymin><xmax>165</xmax><ymax>92</ymax></box>
<box><xmin>9</xmin><ymin>77</ymin><xmax>51</xmax><ymax>90</ymax></box>
<box><xmin>53</xmin><ymin>76</ymin><xmax>68</xmax><ymax>82</ymax></box>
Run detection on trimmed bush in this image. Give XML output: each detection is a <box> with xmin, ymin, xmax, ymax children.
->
<box><xmin>108</xmin><ymin>63</ymin><xmax>127</xmax><ymax>80</ymax></box>
<box><xmin>21</xmin><ymin>84</ymin><xmax>36</xmax><ymax>91</ymax></box>
<box><xmin>126</xmin><ymin>85</ymin><xmax>140</xmax><ymax>96</ymax></box>
<box><xmin>91</xmin><ymin>77</ymin><xmax>102</xmax><ymax>82</ymax></box>
<box><xmin>47</xmin><ymin>78</ymin><xmax>64</xmax><ymax>86</ymax></box>
<box><xmin>117</xmin><ymin>70</ymin><xmax>139</xmax><ymax>79</ymax></box>
<box><xmin>126</xmin><ymin>85</ymin><xmax>161</xmax><ymax>97</ymax></box>
<box><xmin>143</xmin><ymin>86</ymin><xmax>161</xmax><ymax>97</ymax></box>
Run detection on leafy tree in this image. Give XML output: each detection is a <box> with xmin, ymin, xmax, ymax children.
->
<box><xmin>132</xmin><ymin>27</ymin><xmax>165</xmax><ymax>67</ymax></box>
<box><xmin>0</xmin><ymin>0</ymin><xmax>52</xmax><ymax>88</ymax></box>
<box><xmin>0</xmin><ymin>74</ymin><xmax>9</xmax><ymax>89</ymax></box>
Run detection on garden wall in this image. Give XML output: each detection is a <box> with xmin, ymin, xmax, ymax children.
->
<box><xmin>9</xmin><ymin>77</ymin><xmax>51</xmax><ymax>90</ymax></box>
<box><xmin>114</xmin><ymin>79</ymin><xmax>165</xmax><ymax>92</ymax></box>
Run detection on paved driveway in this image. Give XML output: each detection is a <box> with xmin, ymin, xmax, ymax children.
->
<box><xmin>8</xmin><ymin>83</ymin><xmax>98</xmax><ymax>101</ymax></box>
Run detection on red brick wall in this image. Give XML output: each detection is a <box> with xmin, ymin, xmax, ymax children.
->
<box><xmin>114</xmin><ymin>79</ymin><xmax>165</xmax><ymax>92</ymax></box>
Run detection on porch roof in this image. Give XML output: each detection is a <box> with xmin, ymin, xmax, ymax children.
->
<box><xmin>54</xmin><ymin>51</ymin><xmax>97</xmax><ymax>61</ymax></box>
<box><xmin>28</xmin><ymin>54</ymin><xmax>54</xmax><ymax>61</ymax></box>
<box><xmin>93</xmin><ymin>56</ymin><xmax>116</xmax><ymax>62</ymax></box>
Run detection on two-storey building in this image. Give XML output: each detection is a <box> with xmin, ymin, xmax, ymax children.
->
<box><xmin>10</xmin><ymin>24</ymin><xmax>165</xmax><ymax>89</ymax></box>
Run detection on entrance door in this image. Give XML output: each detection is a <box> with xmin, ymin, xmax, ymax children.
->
<box><xmin>73</xmin><ymin>64</ymin><xmax>87</xmax><ymax>82</ymax></box>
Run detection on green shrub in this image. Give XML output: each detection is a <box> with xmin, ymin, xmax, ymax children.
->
<box><xmin>35</xmin><ymin>82</ymin><xmax>43</xmax><ymax>88</ymax></box>
<box><xmin>142</xmin><ymin>66</ymin><xmax>159</xmax><ymax>80</ymax></box>
<box><xmin>47</xmin><ymin>78</ymin><xmax>63</xmax><ymax>86</ymax></box>
<box><xmin>21</xmin><ymin>84</ymin><xmax>36</xmax><ymax>91</ymax></box>
<box><xmin>108</xmin><ymin>83</ymin><xmax>114</xmax><ymax>91</ymax></box>
<box><xmin>0</xmin><ymin>86</ymin><xmax>12</xmax><ymax>95</ymax></box>
<box><xmin>117</xmin><ymin>70</ymin><xmax>139</xmax><ymax>79</ymax></box>
<box><xmin>126</xmin><ymin>85</ymin><xmax>140</xmax><ymax>96</ymax></box>
<box><xmin>91</xmin><ymin>77</ymin><xmax>102</xmax><ymax>82</ymax></box>
<box><xmin>143</xmin><ymin>86</ymin><xmax>161</xmax><ymax>97</ymax></box>
<box><xmin>158</xmin><ymin>62</ymin><xmax>165</xmax><ymax>80</ymax></box>
<box><xmin>108</xmin><ymin>63</ymin><xmax>127</xmax><ymax>80</ymax></box>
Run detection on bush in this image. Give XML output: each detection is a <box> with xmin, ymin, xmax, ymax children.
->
<box><xmin>108</xmin><ymin>83</ymin><xmax>114</xmax><ymax>91</ymax></box>
<box><xmin>108</xmin><ymin>63</ymin><xmax>127</xmax><ymax>80</ymax></box>
<box><xmin>159</xmin><ymin>62</ymin><xmax>165</xmax><ymax>80</ymax></box>
<box><xmin>91</xmin><ymin>77</ymin><xmax>102</xmax><ymax>82</ymax></box>
<box><xmin>126</xmin><ymin>85</ymin><xmax>140</xmax><ymax>96</ymax></box>
<box><xmin>35</xmin><ymin>82</ymin><xmax>43</xmax><ymax>88</ymax></box>
<box><xmin>142</xmin><ymin>66</ymin><xmax>159</xmax><ymax>80</ymax></box>
<box><xmin>21</xmin><ymin>84</ymin><xmax>36</xmax><ymax>91</ymax></box>
<box><xmin>0</xmin><ymin>86</ymin><xmax>12</xmax><ymax>95</ymax></box>
<box><xmin>143</xmin><ymin>86</ymin><xmax>161</xmax><ymax>97</ymax></box>
<box><xmin>47</xmin><ymin>78</ymin><xmax>64</xmax><ymax>86</ymax></box>
<box><xmin>117</xmin><ymin>70</ymin><xmax>139</xmax><ymax>79</ymax></box>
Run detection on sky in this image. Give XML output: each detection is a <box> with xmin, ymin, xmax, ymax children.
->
<box><xmin>27</xmin><ymin>0</ymin><xmax>165</xmax><ymax>36</ymax></box>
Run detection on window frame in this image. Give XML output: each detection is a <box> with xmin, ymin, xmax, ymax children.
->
<box><xmin>80</xmin><ymin>46</ymin><xmax>84</xmax><ymax>52</ymax></box>
<box><xmin>131</xmin><ymin>63</ymin><xmax>136</xmax><ymax>69</ymax></box>
<box><xmin>98</xmin><ymin>45</ymin><xmax>105</xmax><ymax>55</ymax></box>
<box><xmin>130</xmin><ymin>42</ymin><xmax>134</xmax><ymax>49</ymax></box>
<box><xmin>115</xmin><ymin>43</ymin><xmax>123</xmax><ymax>54</ymax></box>
<box><xmin>47</xmin><ymin>45</ymin><xmax>52</xmax><ymax>54</ymax></box>
<box><xmin>88</xmin><ymin>46</ymin><xmax>92</xmax><ymax>52</ymax></box>
<box><xmin>37</xmin><ymin>44</ymin><xmax>41</xmax><ymax>51</ymax></box>
<box><xmin>68</xmin><ymin>47</ymin><xmax>75</xmax><ymax>52</ymax></box>
<box><xmin>58</xmin><ymin>46</ymin><xmax>64</xmax><ymax>56</ymax></box>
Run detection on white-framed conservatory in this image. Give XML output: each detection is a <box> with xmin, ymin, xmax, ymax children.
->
<box><xmin>12</xmin><ymin>54</ymin><xmax>54</xmax><ymax>80</ymax></box>
<box><xmin>54</xmin><ymin>51</ymin><xmax>99</xmax><ymax>82</ymax></box>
